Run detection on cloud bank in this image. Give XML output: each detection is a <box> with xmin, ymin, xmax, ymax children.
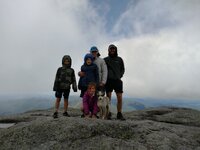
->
<box><xmin>0</xmin><ymin>0</ymin><xmax>200</xmax><ymax>100</ymax></box>
<box><xmin>0</xmin><ymin>0</ymin><xmax>108</xmax><ymax>93</ymax></box>
<box><xmin>113</xmin><ymin>0</ymin><xmax>200</xmax><ymax>99</ymax></box>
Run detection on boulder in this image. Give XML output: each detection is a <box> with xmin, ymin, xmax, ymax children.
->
<box><xmin>0</xmin><ymin>107</ymin><xmax>200</xmax><ymax>150</ymax></box>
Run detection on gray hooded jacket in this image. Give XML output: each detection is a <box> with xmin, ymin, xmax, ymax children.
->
<box><xmin>104</xmin><ymin>44</ymin><xmax>125</xmax><ymax>80</ymax></box>
<box><xmin>93</xmin><ymin>57</ymin><xmax>108</xmax><ymax>84</ymax></box>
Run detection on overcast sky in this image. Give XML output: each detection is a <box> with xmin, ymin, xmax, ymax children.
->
<box><xmin>0</xmin><ymin>0</ymin><xmax>200</xmax><ymax>100</ymax></box>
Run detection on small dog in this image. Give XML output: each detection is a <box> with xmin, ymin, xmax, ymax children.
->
<box><xmin>97</xmin><ymin>90</ymin><xmax>110</xmax><ymax>119</ymax></box>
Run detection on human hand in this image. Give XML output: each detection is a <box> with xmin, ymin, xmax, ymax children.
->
<box><xmin>73</xmin><ymin>86</ymin><xmax>78</xmax><ymax>92</ymax></box>
<box><xmin>78</xmin><ymin>71</ymin><xmax>85</xmax><ymax>77</ymax></box>
<box><xmin>99</xmin><ymin>82</ymin><xmax>105</xmax><ymax>87</ymax></box>
<box><xmin>92</xmin><ymin>115</ymin><xmax>97</xmax><ymax>119</ymax></box>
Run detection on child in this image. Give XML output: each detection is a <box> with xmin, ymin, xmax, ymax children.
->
<box><xmin>78</xmin><ymin>53</ymin><xmax>99</xmax><ymax>97</ymax></box>
<box><xmin>82</xmin><ymin>82</ymin><xmax>98</xmax><ymax>118</ymax></box>
<box><xmin>53</xmin><ymin>55</ymin><xmax>77</xmax><ymax>118</ymax></box>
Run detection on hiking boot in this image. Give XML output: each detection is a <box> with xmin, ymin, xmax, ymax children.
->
<box><xmin>117</xmin><ymin>112</ymin><xmax>126</xmax><ymax>121</ymax></box>
<box><xmin>107</xmin><ymin>112</ymin><xmax>112</xmax><ymax>120</ymax></box>
<box><xmin>53</xmin><ymin>112</ymin><xmax>58</xmax><ymax>118</ymax></box>
<box><xmin>63</xmin><ymin>111</ymin><xmax>70</xmax><ymax>117</ymax></box>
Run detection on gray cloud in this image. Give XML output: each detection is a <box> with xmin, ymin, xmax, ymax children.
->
<box><xmin>0</xmin><ymin>0</ymin><xmax>108</xmax><ymax>93</ymax></box>
<box><xmin>114</xmin><ymin>0</ymin><xmax>200</xmax><ymax>99</ymax></box>
<box><xmin>0</xmin><ymin>0</ymin><xmax>200</xmax><ymax>100</ymax></box>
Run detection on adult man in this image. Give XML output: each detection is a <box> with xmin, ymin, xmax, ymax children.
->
<box><xmin>104</xmin><ymin>44</ymin><xmax>125</xmax><ymax>120</ymax></box>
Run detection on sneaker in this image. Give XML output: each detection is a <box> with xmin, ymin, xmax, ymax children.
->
<box><xmin>117</xmin><ymin>112</ymin><xmax>126</xmax><ymax>121</ymax></box>
<box><xmin>107</xmin><ymin>112</ymin><xmax>112</xmax><ymax>120</ymax></box>
<box><xmin>81</xmin><ymin>114</ymin><xmax>85</xmax><ymax>118</ymax></box>
<box><xmin>53</xmin><ymin>112</ymin><xmax>58</xmax><ymax>118</ymax></box>
<box><xmin>63</xmin><ymin>111</ymin><xmax>70</xmax><ymax>117</ymax></box>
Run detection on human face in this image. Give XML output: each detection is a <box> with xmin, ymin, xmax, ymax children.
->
<box><xmin>88</xmin><ymin>86</ymin><xmax>96</xmax><ymax>95</ymax></box>
<box><xmin>64</xmin><ymin>59</ymin><xmax>70</xmax><ymax>65</ymax></box>
<box><xmin>86</xmin><ymin>58</ymin><xmax>92</xmax><ymax>65</ymax></box>
<box><xmin>91</xmin><ymin>51</ymin><xmax>98</xmax><ymax>58</ymax></box>
<box><xmin>109</xmin><ymin>48</ymin><xmax>116</xmax><ymax>55</ymax></box>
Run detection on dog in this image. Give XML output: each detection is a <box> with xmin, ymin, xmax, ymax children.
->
<box><xmin>97</xmin><ymin>90</ymin><xmax>110</xmax><ymax>119</ymax></box>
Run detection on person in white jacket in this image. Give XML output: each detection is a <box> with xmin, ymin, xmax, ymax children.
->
<box><xmin>90</xmin><ymin>46</ymin><xmax>108</xmax><ymax>89</ymax></box>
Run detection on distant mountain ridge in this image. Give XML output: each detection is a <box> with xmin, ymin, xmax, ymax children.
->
<box><xmin>0</xmin><ymin>94</ymin><xmax>199</xmax><ymax>116</ymax></box>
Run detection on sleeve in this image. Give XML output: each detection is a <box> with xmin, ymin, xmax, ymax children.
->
<box><xmin>78</xmin><ymin>66</ymin><xmax>83</xmax><ymax>90</ymax></box>
<box><xmin>83</xmin><ymin>93</ymin><xmax>89</xmax><ymax>115</ymax></box>
<box><xmin>53</xmin><ymin>68</ymin><xmax>60</xmax><ymax>91</ymax></box>
<box><xmin>101</xmin><ymin>59</ymin><xmax>108</xmax><ymax>84</ymax></box>
<box><xmin>71</xmin><ymin>69</ymin><xmax>77</xmax><ymax>92</ymax></box>
<box><xmin>95</xmin><ymin>65</ymin><xmax>99</xmax><ymax>84</ymax></box>
<box><xmin>78</xmin><ymin>78</ymin><xmax>82</xmax><ymax>90</ymax></box>
<box><xmin>120</xmin><ymin>58</ymin><xmax>125</xmax><ymax>78</ymax></box>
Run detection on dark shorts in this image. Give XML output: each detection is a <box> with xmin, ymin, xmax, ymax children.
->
<box><xmin>105</xmin><ymin>79</ymin><xmax>123</xmax><ymax>93</ymax></box>
<box><xmin>55</xmin><ymin>89</ymin><xmax>70</xmax><ymax>99</ymax></box>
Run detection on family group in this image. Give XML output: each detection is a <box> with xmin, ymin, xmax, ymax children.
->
<box><xmin>52</xmin><ymin>44</ymin><xmax>125</xmax><ymax>121</ymax></box>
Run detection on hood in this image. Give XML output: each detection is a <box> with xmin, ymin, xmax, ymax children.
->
<box><xmin>108</xmin><ymin>44</ymin><xmax>118</xmax><ymax>57</ymax></box>
<box><xmin>62</xmin><ymin>55</ymin><xmax>71</xmax><ymax>68</ymax></box>
<box><xmin>84</xmin><ymin>53</ymin><xmax>94</xmax><ymax>64</ymax></box>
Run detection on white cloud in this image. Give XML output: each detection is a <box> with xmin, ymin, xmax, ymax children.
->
<box><xmin>114</xmin><ymin>0</ymin><xmax>200</xmax><ymax>99</ymax></box>
<box><xmin>0</xmin><ymin>0</ymin><xmax>200</xmax><ymax>100</ymax></box>
<box><xmin>119</xmin><ymin>31</ymin><xmax>200</xmax><ymax>99</ymax></box>
<box><xmin>0</xmin><ymin>0</ymin><xmax>108</xmax><ymax>93</ymax></box>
